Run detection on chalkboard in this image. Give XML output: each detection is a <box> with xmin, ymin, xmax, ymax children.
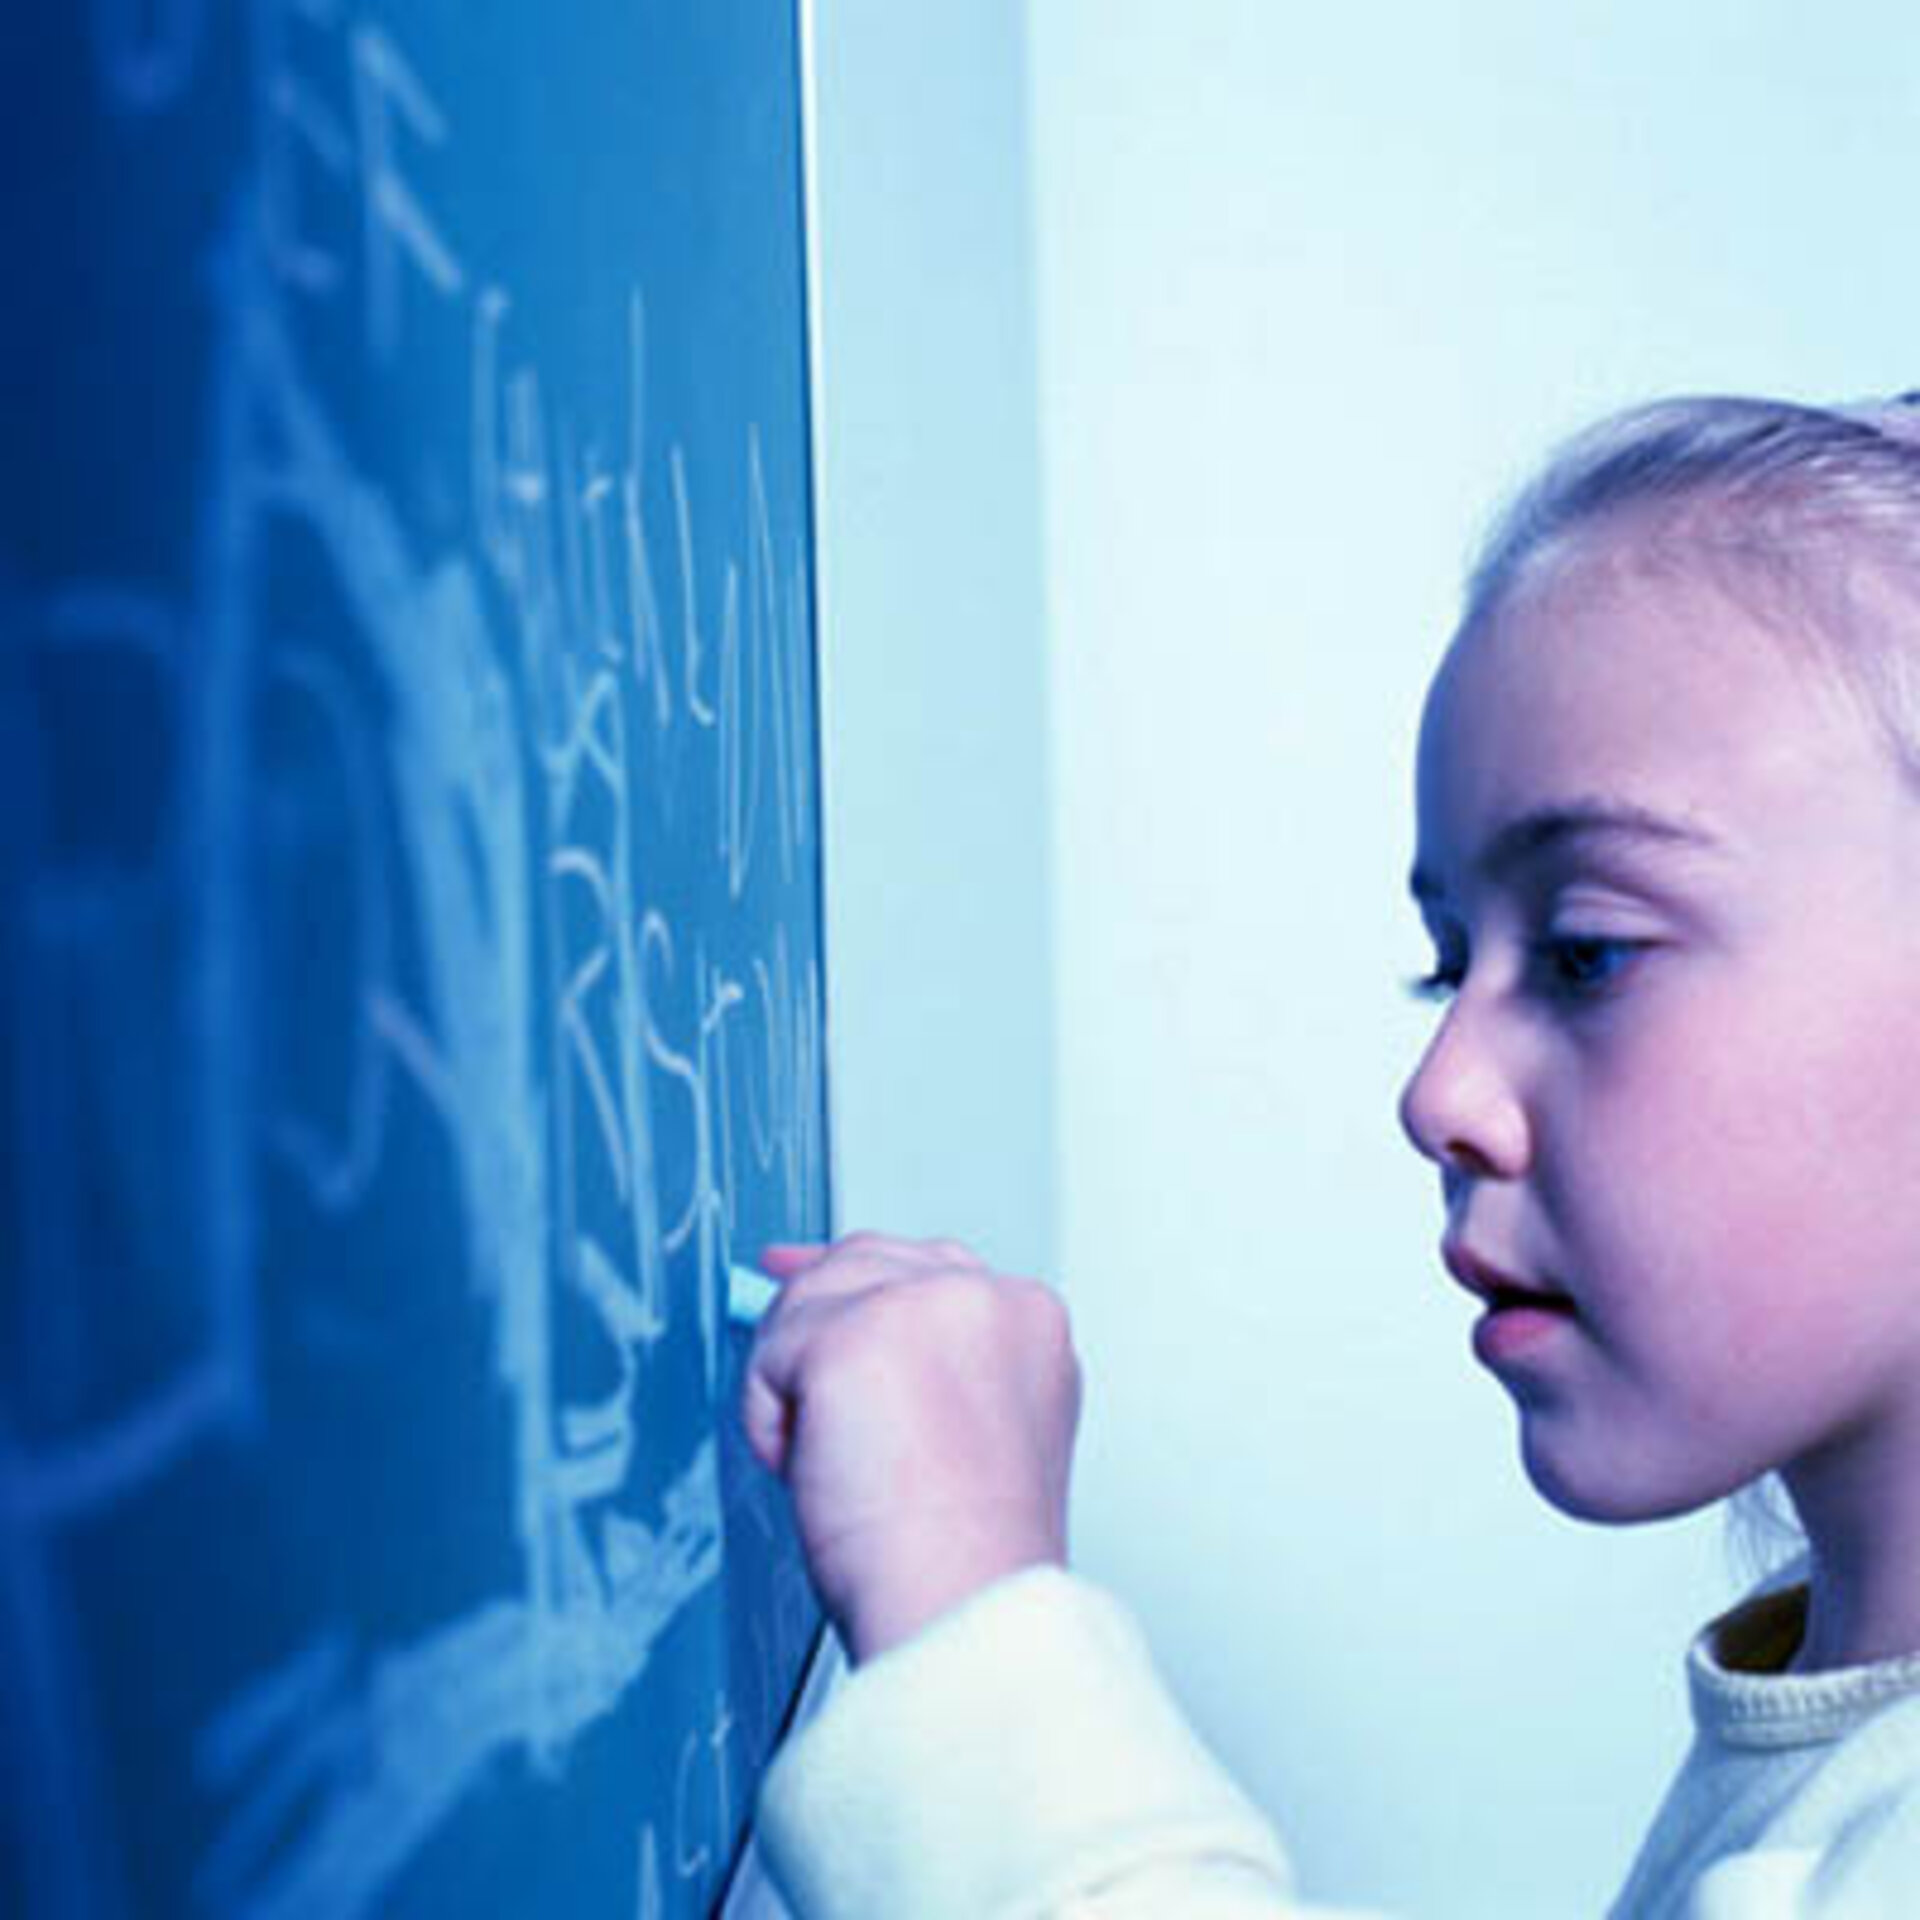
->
<box><xmin>1</xmin><ymin>3</ymin><xmax>829</xmax><ymax>1914</ymax></box>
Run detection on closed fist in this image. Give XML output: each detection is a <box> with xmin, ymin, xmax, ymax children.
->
<box><xmin>741</xmin><ymin>1232</ymin><xmax>1082</xmax><ymax>1663</ymax></box>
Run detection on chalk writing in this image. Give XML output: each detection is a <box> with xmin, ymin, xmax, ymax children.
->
<box><xmin>2</xmin><ymin>2</ymin><xmax>826</xmax><ymax>1914</ymax></box>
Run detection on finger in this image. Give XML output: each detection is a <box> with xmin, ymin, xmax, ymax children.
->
<box><xmin>739</xmin><ymin>1282</ymin><xmax>853</xmax><ymax>1485</ymax></box>
<box><xmin>758</xmin><ymin>1241</ymin><xmax>830</xmax><ymax>1279</ymax></box>
<box><xmin>762</xmin><ymin>1231</ymin><xmax>980</xmax><ymax>1275</ymax></box>
<box><xmin>740</xmin><ymin>1361</ymin><xmax>794</xmax><ymax>1476</ymax></box>
<box><xmin>834</xmin><ymin>1228</ymin><xmax>984</xmax><ymax>1270</ymax></box>
<box><xmin>923</xmin><ymin>1236</ymin><xmax>989</xmax><ymax>1270</ymax></box>
<box><xmin>762</xmin><ymin>1231</ymin><xmax>960</xmax><ymax>1306</ymax></box>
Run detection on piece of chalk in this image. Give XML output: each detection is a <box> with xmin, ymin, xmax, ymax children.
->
<box><xmin>727</xmin><ymin>1263</ymin><xmax>781</xmax><ymax>1326</ymax></box>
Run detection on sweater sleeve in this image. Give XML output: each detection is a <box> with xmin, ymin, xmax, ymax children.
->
<box><xmin>755</xmin><ymin>1567</ymin><xmax>1389</xmax><ymax>1920</ymax></box>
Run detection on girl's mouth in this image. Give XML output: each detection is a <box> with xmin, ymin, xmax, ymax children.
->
<box><xmin>1486</xmin><ymin>1280</ymin><xmax>1577</xmax><ymax>1316</ymax></box>
<box><xmin>1441</xmin><ymin>1240</ymin><xmax>1575</xmax><ymax>1314</ymax></box>
<box><xmin>1473</xmin><ymin>1292</ymin><xmax>1579</xmax><ymax>1369</ymax></box>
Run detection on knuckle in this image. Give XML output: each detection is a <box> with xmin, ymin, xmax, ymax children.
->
<box><xmin>1017</xmin><ymin>1283</ymin><xmax>1080</xmax><ymax>1387</ymax></box>
<box><xmin>931</xmin><ymin>1270</ymin><xmax>1073</xmax><ymax>1356</ymax></box>
<box><xmin>1008</xmin><ymin>1274</ymin><xmax>1071</xmax><ymax>1336</ymax></box>
<box><xmin>805</xmin><ymin>1305</ymin><xmax>892</xmax><ymax>1390</ymax></box>
<box><xmin>882</xmin><ymin>1267</ymin><xmax>997</xmax><ymax>1346</ymax></box>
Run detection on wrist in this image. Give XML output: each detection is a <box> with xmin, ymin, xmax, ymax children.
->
<box><xmin>841</xmin><ymin>1519</ymin><xmax>1065</xmax><ymax>1664</ymax></box>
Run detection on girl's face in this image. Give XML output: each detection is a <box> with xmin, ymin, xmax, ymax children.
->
<box><xmin>1401</xmin><ymin>537</ymin><xmax>1920</xmax><ymax>1529</ymax></box>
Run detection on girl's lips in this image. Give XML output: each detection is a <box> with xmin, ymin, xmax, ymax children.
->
<box><xmin>1442</xmin><ymin>1241</ymin><xmax>1582</xmax><ymax>1374</ymax></box>
<box><xmin>1440</xmin><ymin>1239</ymin><xmax>1575</xmax><ymax>1311</ymax></box>
<box><xmin>1471</xmin><ymin>1297</ymin><xmax>1576</xmax><ymax>1370</ymax></box>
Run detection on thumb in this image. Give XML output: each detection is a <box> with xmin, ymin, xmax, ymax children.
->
<box><xmin>740</xmin><ymin>1359</ymin><xmax>794</xmax><ymax>1476</ymax></box>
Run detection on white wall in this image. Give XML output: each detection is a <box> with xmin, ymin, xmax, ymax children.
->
<box><xmin>1028</xmin><ymin>6</ymin><xmax>1920</xmax><ymax>1915</ymax></box>
<box><xmin>806</xmin><ymin>11</ymin><xmax>1053</xmax><ymax>1276</ymax></box>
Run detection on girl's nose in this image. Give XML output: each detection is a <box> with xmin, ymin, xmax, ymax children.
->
<box><xmin>1396</xmin><ymin>1000</ymin><xmax>1529</xmax><ymax>1181</ymax></box>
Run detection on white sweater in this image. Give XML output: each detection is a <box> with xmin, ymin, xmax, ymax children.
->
<box><xmin>757</xmin><ymin>1566</ymin><xmax>1920</xmax><ymax>1918</ymax></box>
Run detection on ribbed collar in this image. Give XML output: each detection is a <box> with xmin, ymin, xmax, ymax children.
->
<box><xmin>1689</xmin><ymin>1564</ymin><xmax>1920</xmax><ymax>1750</ymax></box>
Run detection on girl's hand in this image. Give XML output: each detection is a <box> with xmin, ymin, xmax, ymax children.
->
<box><xmin>740</xmin><ymin>1231</ymin><xmax>1082</xmax><ymax>1663</ymax></box>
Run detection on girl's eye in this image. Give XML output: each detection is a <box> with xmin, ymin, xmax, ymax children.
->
<box><xmin>1535</xmin><ymin>934</ymin><xmax>1640</xmax><ymax>997</ymax></box>
<box><xmin>1402</xmin><ymin>936</ymin><xmax>1642</xmax><ymax>1005</ymax></box>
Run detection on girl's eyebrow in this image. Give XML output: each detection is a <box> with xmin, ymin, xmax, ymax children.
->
<box><xmin>1408</xmin><ymin>798</ymin><xmax>1730</xmax><ymax>904</ymax></box>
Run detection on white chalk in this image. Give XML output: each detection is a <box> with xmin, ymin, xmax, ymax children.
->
<box><xmin>728</xmin><ymin>1262</ymin><xmax>781</xmax><ymax>1327</ymax></box>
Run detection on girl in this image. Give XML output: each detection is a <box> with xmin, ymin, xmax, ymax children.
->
<box><xmin>741</xmin><ymin>394</ymin><xmax>1920</xmax><ymax>1916</ymax></box>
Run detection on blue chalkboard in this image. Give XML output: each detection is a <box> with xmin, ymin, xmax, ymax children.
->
<box><xmin>1</xmin><ymin>3</ymin><xmax>828</xmax><ymax>1914</ymax></box>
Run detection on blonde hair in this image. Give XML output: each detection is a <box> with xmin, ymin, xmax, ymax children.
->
<box><xmin>1462</xmin><ymin>391</ymin><xmax>1920</xmax><ymax>1591</ymax></box>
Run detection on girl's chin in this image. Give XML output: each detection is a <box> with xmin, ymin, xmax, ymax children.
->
<box><xmin>1519</xmin><ymin>1429</ymin><xmax>1727</xmax><ymax>1528</ymax></box>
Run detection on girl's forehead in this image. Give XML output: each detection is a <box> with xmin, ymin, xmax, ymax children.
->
<box><xmin>1412</xmin><ymin>550</ymin><xmax>1900</xmax><ymax>889</ymax></box>
<box><xmin>1430</xmin><ymin>540</ymin><xmax>1858</xmax><ymax>746</ymax></box>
